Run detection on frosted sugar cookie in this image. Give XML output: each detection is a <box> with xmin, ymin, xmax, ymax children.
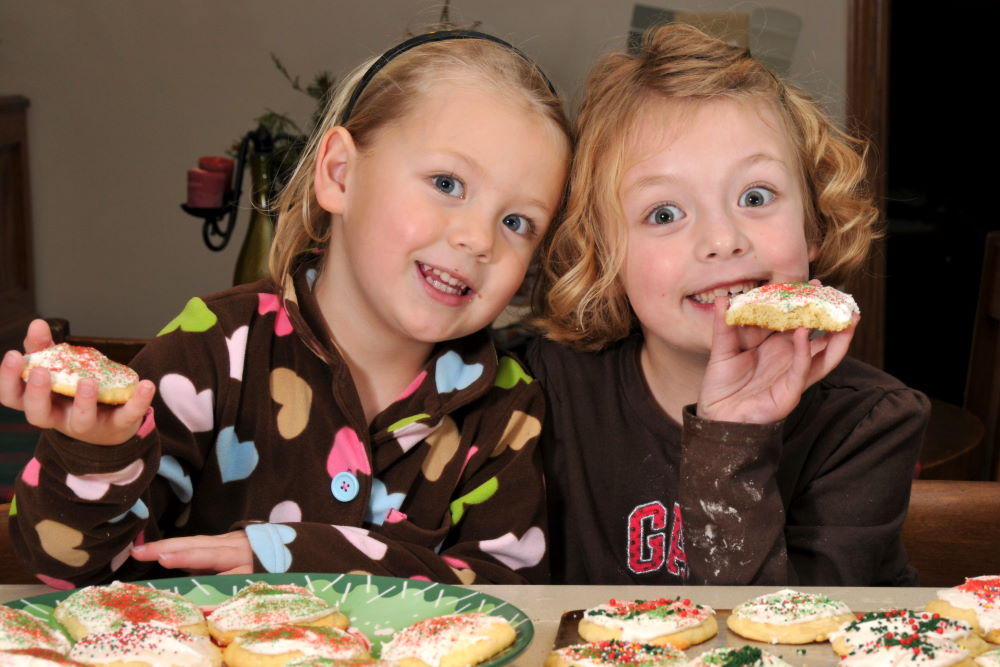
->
<box><xmin>0</xmin><ymin>605</ymin><xmax>71</xmax><ymax>653</ymax></box>
<box><xmin>286</xmin><ymin>659</ymin><xmax>397</xmax><ymax>667</ymax></box>
<box><xmin>21</xmin><ymin>343</ymin><xmax>139</xmax><ymax>404</ymax></box>
<box><xmin>839</xmin><ymin>632</ymin><xmax>974</xmax><ymax>667</ymax></box>
<box><xmin>0</xmin><ymin>648</ymin><xmax>86</xmax><ymax>665</ymax></box>
<box><xmin>222</xmin><ymin>624</ymin><xmax>370</xmax><ymax>667</ymax></box>
<box><xmin>206</xmin><ymin>581</ymin><xmax>347</xmax><ymax>646</ymax></box>
<box><xmin>544</xmin><ymin>639</ymin><xmax>686</xmax><ymax>666</ymax></box>
<box><xmin>578</xmin><ymin>597</ymin><xmax>718</xmax><ymax>650</ymax></box>
<box><xmin>53</xmin><ymin>580</ymin><xmax>206</xmax><ymax>641</ymax></box>
<box><xmin>726</xmin><ymin>589</ymin><xmax>854</xmax><ymax>644</ymax></box>
<box><xmin>67</xmin><ymin>621</ymin><xmax>222</xmax><ymax>666</ymax></box>
<box><xmin>379</xmin><ymin>612</ymin><xmax>515</xmax><ymax>667</ymax></box>
<box><xmin>927</xmin><ymin>576</ymin><xmax>1000</xmax><ymax>643</ymax></box>
<box><xmin>687</xmin><ymin>646</ymin><xmax>792</xmax><ymax>667</ymax></box>
<box><xmin>725</xmin><ymin>282</ymin><xmax>859</xmax><ymax>332</ymax></box>
<box><xmin>830</xmin><ymin>610</ymin><xmax>989</xmax><ymax>657</ymax></box>
<box><xmin>976</xmin><ymin>648</ymin><xmax>1000</xmax><ymax>666</ymax></box>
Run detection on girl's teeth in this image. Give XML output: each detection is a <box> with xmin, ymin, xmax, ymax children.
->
<box><xmin>420</xmin><ymin>262</ymin><xmax>469</xmax><ymax>295</ymax></box>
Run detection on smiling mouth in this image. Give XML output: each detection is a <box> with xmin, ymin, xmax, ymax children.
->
<box><xmin>418</xmin><ymin>262</ymin><xmax>473</xmax><ymax>297</ymax></box>
<box><xmin>689</xmin><ymin>280</ymin><xmax>766</xmax><ymax>305</ymax></box>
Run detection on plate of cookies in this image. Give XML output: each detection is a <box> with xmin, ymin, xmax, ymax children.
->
<box><xmin>1</xmin><ymin>572</ymin><xmax>533</xmax><ymax>665</ymax></box>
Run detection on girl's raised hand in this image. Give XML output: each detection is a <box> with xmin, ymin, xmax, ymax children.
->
<box><xmin>131</xmin><ymin>531</ymin><xmax>253</xmax><ymax>575</ymax></box>
<box><xmin>0</xmin><ymin>319</ymin><xmax>155</xmax><ymax>445</ymax></box>
<box><xmin>698</xmin><ymin>291</ymin><xmax>857</xmax><ymax>424</ymax></box>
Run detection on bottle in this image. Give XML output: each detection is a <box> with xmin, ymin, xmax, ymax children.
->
<box><xmin>233</xmin><ymin>131</ymin><xmax>277</xmax><ymax>286</ymax></box>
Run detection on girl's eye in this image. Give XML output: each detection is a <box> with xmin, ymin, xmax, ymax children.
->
<box><xmin>432</xmin><ymin>174</ymin><xmax>465</xmax><ymax>198</ymax></box>
<box><xmin>738</xmin><ymin>186</ymin><xmax>776</xmax><ymax>208</ymax></box>
<box><xmin>646</xmin><ymin>204</ymin><xmax>685</xmax><ymax>225</ymax></box>
<box><xmin>502</xmin><ymin>214</ymin><xmax>533</xmax><ymax>236</ymax></box>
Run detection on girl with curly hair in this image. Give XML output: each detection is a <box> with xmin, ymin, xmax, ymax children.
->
<box><xmin>529</xmin><ymin>24</ymin><xmax>928</xmax><ymax>585</ymax></box>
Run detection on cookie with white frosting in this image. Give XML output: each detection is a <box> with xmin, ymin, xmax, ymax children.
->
<box><xmin>830</xmin><ymin>610</ymin><xmax>989</xmax><ymax>657</ymax></box>
<box><xmin>206</xmin><ymin>582</ymin><xmax>347</xmax><ymax>647</ymax></box>
<box><xmin>838</xmin><ymin>631</ymin><xmax>974</xmax><ymax>667</ymax></box>
<box><xmin>545</xmin><ymin>639</ymin><xmax>687</xmax><ymax>666</ymax></box>
<box><xmin>579</xmin><ymin>597</ymin><xmax>717</xmax><ymax>650</ymax></box>
<box><xmin>726</xmin><ymin>589</ymin><xmax>854</xmax><ymax>644</ymax></box>
<box><xmin>0</xmin><ymin>605</ymin><xmax>71</xmax><ymax>653</ymax></box>
<box><xmin>379</xmin><ymin>612</ymin><xmax>515</xmax><ymax>667</ymax></box>
<box><xmin>0</xmin><ymin>648</ymin><xmax>86</xmax><ymax>666</ymax></box>
<box><xmin>67</xmin><ymin>621</ymin><xmax>222</xmax><ymax>666</ymax></box>
<box><xmin>976</xmin><ymin>648</ymin><xmax>1000</xmax><ymax>666</ymax></box>
<box><xmin>725</xmin><ymin>282</ymin><xmax>859</xmax><ymax>332</ymax></box>
<box><xmin>927</xmin><ymin>576</ymin><xmax>1000</xmax><ymax>643</ymax></box>
<box><xmin>222</xmin><ymin>624</ymin><xmax>370</xmax><ymax>667</ymax></box>
<box><xmin>21</xmin><ymin>343</ymin><xmax>139</xmax><ymax>404</ymax></box>
<box><xmin>687</xmin><ymin>646</ymin><xmax>791</xmax><ymax>667</ymax></box>
<box><xmin>53</xmin><ymin>580</ymin><xmax>206</xmax><ymax>641</ymax></box>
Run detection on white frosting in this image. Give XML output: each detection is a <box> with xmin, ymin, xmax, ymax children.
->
<box><xmin>584</xmin><ymin>603</ymin><xmax>707</xmax><ymax>641</ymax></box>
<box><xmin>728</xmin><ymin>283</ymin><xmax>859</xmax><ymax>326</ymax></box>
<box><xmin>23</xmin><ymin>344</ymin><xmax>137</xmax><ymax>390</ymax></box>
<box><xmin>733</xmin><ymin>589</ymin><xmax>851</xmax><ymax>625</ymax></box>
<box><xmin>838</xmin><ymin>635</ymin><xmax>968</xmax><ymax>667</ymax></box>
<box><xmin>237</xmin><ymin>627</ymin><xmax>365</xmax><ymax>659</ymax></box>
<box><xmin>937</xmin><ymin>576</ymin><xmax>1000</xmax><ymax>632</ymax></box>
<box><xmin>206</xmin><ymin>584</ymin><xmax>332</xmax><ymax>631</ymax></box>
<box><xmin>0</xmin><ymin>606</ymin><xmax>71</xmax><ymax>653</ymax></box>
<box><xmin>688</xmin><ymin>646</ymin><xmax>791</xmax><ymax>667</ymax></box>
<box><xmin>68</xmin><ymin>621</ymin><xmax>218</xmax><ymax>666</ymax></box>
<box><xmin>54</xmin><ymin>580</ymin><xmax>203</xmax><ymax>636</ymax></box>
<box><xmin>975</xmin><ymin>648</ymin><xmax>1000</xmax><ymax>667</ymax></box>
<box><xmin>829</xmin><ymin>611</ymin><xmax>974</xmax><ymax>650</ymax></box>
<box><xmin>380</xmin><ymin>613</ymin><xmax>506</xmax><ymax>665</ymax></box>
<box><xmin>0</xmin><ymin>650</ymin><xmax>80</xmax><ymax>666</ymax></box>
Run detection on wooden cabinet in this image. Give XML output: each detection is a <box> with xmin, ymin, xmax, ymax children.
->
<box><xmin>0</xmin><ymin>96</ymin><xmax>34</xmax><ymax>353</ymax></box>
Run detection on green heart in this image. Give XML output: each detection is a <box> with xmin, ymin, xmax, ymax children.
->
<box><xmin>157</xmin><ymin>297</ymin><xmax>218</xmax><ymax>337</ymax></box>
<box><xmin>450</xmin><ymin>477</ymin><xmax>498</xmax><ymax>525</ymax></box>
<box><xmin>387</xmin><ymin>413</ymin><xmax>431</xmax><ymax>433</ymax></box>
<box><xmin>8</xmin><ymin>495</ymin><xmax>16</xmax><ymax>516</ymax></box>
<box><xmin>494</xmin><ymin>356</ymin><xmax>533</xmax><ymax>389</ymax></box>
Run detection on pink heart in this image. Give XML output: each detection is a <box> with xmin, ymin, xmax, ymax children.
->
<box><xmin>479</xmin><ymin>526</ymin><xmax>546</xmax><ymax>570</ymax></box>
<box><xmin>226</xmin><ymin>325</ymin><xmax>249</xmax><ymax>381</ymax></box>
<box><xmin>36</xmin><ymin>574</ymin><xmax>74</xmax><ymax>590</ymax></box>
<box><xmin>269</xmin><ymin>500</ymin><xmax>302</xmax><ymax>523</ymax></box>
<box><xmin>22</xmin><ymin>458</ymin><xmax>41</xmax><ymax>487</ymax></box>
<box><xmin>258</xmin><ymin>293</ymin><xmax>293</xmax><ymax>337</ymax></box>
<box><xmin>66</xmin><ymin>459</ymin><xmax>145</xmax><ymax>501</ymax></box>
<box><xmin>392</xmin><ymin>419</ymin><xmax>442</xmax><ymax>452</ymax></box>
<box><xmin>333</xmin><ymin>525</ymin><xmax>387</xmax><ymax>560</ymax></box>
<box><xmin>442</xmin><ymin>555</ymin><xmax>470</xmax><ymax>569</ymax></box>
<box><xmin>327</xmin><ymin>427</ymin><xmax>371</xmax><ymax>477</ymax></box>
<box><xmin>460</xmin><ymin>446</ymin><xmax>479</xmax><ymax>476</ymax></box>
<box><xmin>409</xmin><ymin>575</ymin><xmax>431</xmax><ymax>581</ymax></box>
<box><xmin>159</xmin><ymin>374</ymin><xmax>213</xmax><ymax>433</ymax></box>
<box><xmin>110</xmin><ymin>542</ymin><xmax>132</xmax><ymax>571</ymax></box>
<box><xmin>385</xmin><ymin>509</ymin><xmax>408</xmax><ymax>524</ymax></box>
<box><xmin>137</xmin><ymin>408</ymin><xmax>156</xmax><ymax>439</ymax></box>
<box><xmin>395</xmin><ymin>371</ymin><xmax>427</xmax><ymax>401</ymax></box>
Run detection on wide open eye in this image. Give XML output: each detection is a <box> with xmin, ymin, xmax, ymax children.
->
<box><xmin>646</xmin><ymin>204</ymin><xmax>685</xmax><ymax>225</ymax></box>
<box><xmin>738</xmin><ymin>186</ymin><xmax>776</xmax><ymax>208</ymax></box>
<box><xmin>502</xmin><ymin>214</ymin><xmax>533</xmax><ymax>236</ymax></box>
<box><xmin>432</xmin><ymin>174</ymin><xmax>465</xmax><ymax>198</ymax></box>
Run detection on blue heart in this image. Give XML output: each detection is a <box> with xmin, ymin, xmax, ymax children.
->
<box><xmin>157</xmin><ymin>455</ymin><xmax>193</xmax><ymax>503</ymax></box>
<box><xmin>245</xmin><ymin>523</ymin><xmax>296</xmax><ymax>573</ymax></box>
<box><xmin>435</xmin><ymin>351</ymin><xmax>484</xmax><ymax>393</ymax></box>
<box><xmin>216</xmin><ymin>426</ymin><xmax>259</xmax><ymax>483</ymax></box>
<box><xmin>364</xmin><ymin>478</ymin><xmax>406</xmax><ymax>526</ymax></box>
<box><xmin>108</xmin><ymin>498</ymin><xmax>149</xmax><ymax>524</ymax></box>
<box><xmin>305</xmin><ymin>268</ymin><xmax>318</xmax><ymax>289</ymax></box>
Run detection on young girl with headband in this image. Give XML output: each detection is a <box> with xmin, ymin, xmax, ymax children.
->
<box><xmin>1</xmin><ymin>30</ymin><xmax>570</xmax><ymax>586</ymax></box>
<box><xmin>529</xmin><ymin>24</ymin><xmax>928</xmax><ymax>585</ymax></box>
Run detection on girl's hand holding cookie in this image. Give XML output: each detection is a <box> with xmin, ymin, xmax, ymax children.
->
<box><xmin>0</xmin><ymin>318</ymin><xmax>155</xmax><ymax>445</ymax></box>
<box><xmin>698</xmin><ymin>284</ymin><xmax>857</xmax><ymax>424</ymax></box>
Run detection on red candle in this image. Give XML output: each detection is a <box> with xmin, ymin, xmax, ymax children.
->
<box><xmin>186</xmin><ymin>168</ymin><xmax>227</xmax><ymax>208</ymax></box>
<box><xmin>198</xmin><ymin>156</ymin><xmax>235</xmax><ymax>194</ymax></box>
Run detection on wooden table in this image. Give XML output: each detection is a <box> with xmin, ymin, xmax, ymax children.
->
<box><xmin>1</xmin><ymin>584</ymin><xmax>952</xmax><ymax>665</ymax></box>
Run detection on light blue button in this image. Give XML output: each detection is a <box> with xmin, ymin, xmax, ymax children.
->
<box><xmin>331</xmin><ymin>472</ymin><xmax>359</xmax><ymax>502</ymax></box>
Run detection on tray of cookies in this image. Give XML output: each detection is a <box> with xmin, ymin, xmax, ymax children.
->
<box><xmin>1</xmin><ymin>572</ymin><xmax>533</xmax><ymax>665</ymax></box>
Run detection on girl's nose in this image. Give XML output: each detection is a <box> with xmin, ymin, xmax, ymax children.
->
<box><xmin>448</xmin><ymin>214</ymin><xmax>496</xmax><ymax>262</ymax></box>
<box><xmin>695</xmin><ymin>213</ymin><xmax>751</xmax><ymax>261</ymax></box>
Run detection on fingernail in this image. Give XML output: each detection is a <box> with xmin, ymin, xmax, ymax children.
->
<box><xmin>131</xmin><ymin>544</ymin><xmax>146</xmax><ymax>554</ymax></box>
<box><xmin>3</xmin><ymin>351</ymin><xmax>19</xmax><ymax>368</ymax></box>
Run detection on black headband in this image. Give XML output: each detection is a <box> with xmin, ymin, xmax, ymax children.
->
<box><xmin>341</xmin><ymin>29</ymin><xmax>558</xmax><ymax>122</ymax></box>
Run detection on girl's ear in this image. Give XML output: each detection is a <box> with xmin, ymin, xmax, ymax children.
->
<box><xmin>314</xmin><ymin>127</ymin><xmax>356</xmax><ymax>215</ymax></box>
<box><xmin>807</xmin><ymin>242</ymin><xmax>820</xmax><ymax>262</ymax></box>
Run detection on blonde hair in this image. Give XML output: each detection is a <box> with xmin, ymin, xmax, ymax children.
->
<box><xmin>268</xmin><ymin>35</ymin><xmax>571</xmax><ymax>288</ymax></box>
<box><xmin>536</xmin><ymin>23</ymin><xmax>879</xmax><ymax>351</ymax></box>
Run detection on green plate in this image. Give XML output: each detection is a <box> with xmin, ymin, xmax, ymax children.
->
<box><xmin>3</xmin><ymin>573</ymin><xmax>533</xmax><ymax>664</ymax></box>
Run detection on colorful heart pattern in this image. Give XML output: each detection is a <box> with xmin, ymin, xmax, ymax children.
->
<box><xmin>159</xmin><ymin>374</ymin><xmax>213</xmax><ymax>433</ymax></box>
<box><xmin>327</xmin><ymin>427</ymin><xmax>371</xmax><ymax>477</ymax></box>
<box><xmin>479</xmin><ymin>526</ymin><xmax>545</xmax><ymax>570</ymax></box>
<box><xmin>268</xmin><ymin>500</ymin><xmax>302</xmax><ymax>523</ymax></box>
<box><xmin>21</xmin><ymin>458</ymin><xmax>40</xmax><ymax>487</ymax></box>
<box><xmin>270</xmin><ymin>368</ymin><xmax>312</xmax><ymax>440</ymax></box>
<box><xmin>157</xmin><ymin>455</ymin><xmax>193</xmax><ymax>503</ymax></box>
<box><xmin>494</xmin><ymin>356</ymin><xmax>533</xmax><ymax>389</ymax></box>
<box><xmin>226</xmin><ymin>325</ymin><xmax>249</xmax><ymax>381</ymax></box>
<box><xmin>334</xmin><ymin>525</ymin><xmax>387</xmax><ymax>560</ymax></box>
<box><xmin>157</xmin><ymin>298</ymin><xmax>217</xmax><ymax>337</ymax></box>
<box><xmin>246</xmin><ymin>523</ymin><xmax>296</xmax><ymax>573</ymax></box>
<box><xmin>435</xmin><ymin>351</ymin><xmax>483</xmax><ymax>393</ymax></box>
<box><xmin>216</xmin><ymin>426</ymin><xmax>259</xmax><ymax>483</ymax></box>
<box><xmin>65</xmin><ymin>459</ymin><xmax>145</xmax><ymax>501</ymax></box>
<box><xmin>449</xmin><ymin>477</ymin><xmax>498</xmax><ymax>524</ymax></box>
<box><xmin>491</xmin><ymin>411</ymin><xmax>541</xmax><ymax>457</ymax></box>
<box><xmin>36</xmin><ymin>520</ymin><xmax>88</xmax><ymax>567</ymax></box>
<box><xmin>258</xmin><ymin>293</ymin><xmax>293</xmax><ymax>337</ymax></box>
<box><xmin>387</xmin><ymin>414</ymin><xmax>437</xmax><ymax>452</ymax></box>
<box><xmin>108</xmin><ymin>498</ymin><xmax>149</xmax><ymax>523</ymax></box>
<box><xmin>421</xmin><ymin>417</ymin><xmax>461</xmax><ymax>482</ymax></box>
<box><xmin>364</xmin><ymin>479</ymin><xmax>406</xmax><ymax>526</ymax></box>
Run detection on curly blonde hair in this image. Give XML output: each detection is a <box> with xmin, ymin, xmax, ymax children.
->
<box><xmin>536</xmin><ymin>23</ymin><xmax>878</xmax><ymax>351</ymax></box>
<box><xmin>269</xmin><ymin>36</ymin><xmax>571</xmax><ymax>289</ymax></box>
